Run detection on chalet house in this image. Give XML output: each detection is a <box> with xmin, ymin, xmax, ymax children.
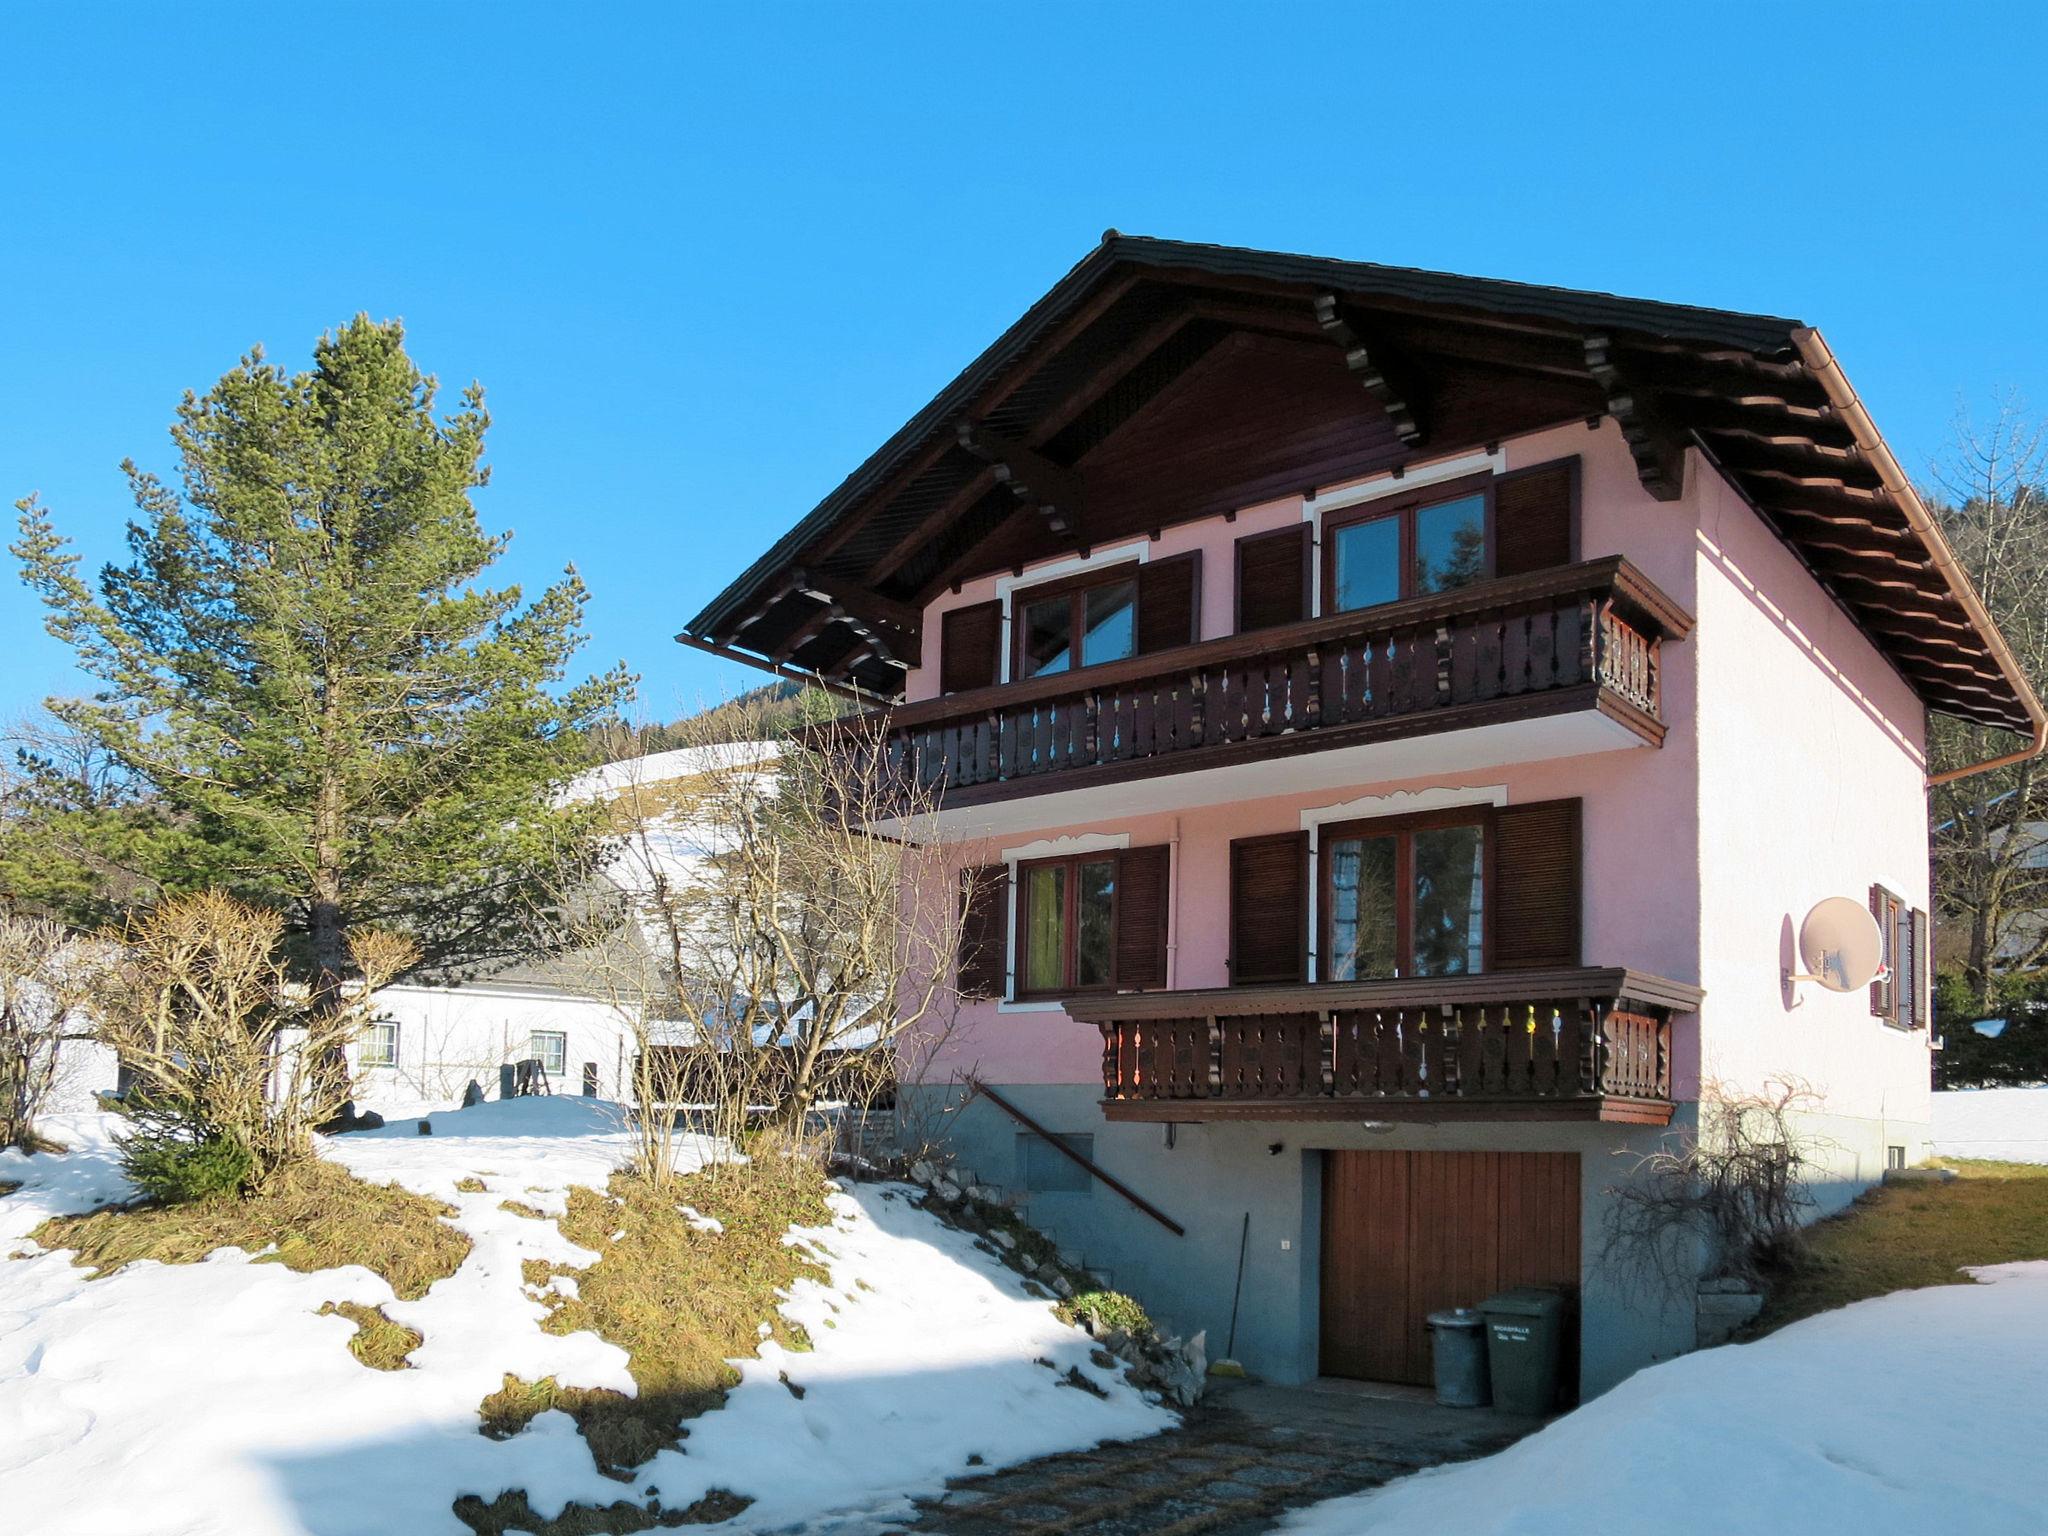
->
<box><xmin>682</xmin><ymin>236</ymin><xmax>2043</xmax><ymax>1395</ymax></box>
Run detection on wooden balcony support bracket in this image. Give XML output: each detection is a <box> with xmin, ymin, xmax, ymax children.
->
<box><xmin>955</xmin><ymin>420</ymin><xmax>1087</xmax><ymax>546</ymax></box>
<box><xmin>1314</xmin><ymin>293</ymin><xmax>1425</xmax><ymax>447</ymax></box>
<box><xmin>1585</xmin><ymin>334</ymin><xmax>1686</xmax><ymax>502</ymax></box>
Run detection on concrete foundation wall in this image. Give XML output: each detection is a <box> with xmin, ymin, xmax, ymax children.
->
<box><xmin>912</xmin><ymin>1083</ymin><xmax>1719</xmax><ymax>1397</ymax></box>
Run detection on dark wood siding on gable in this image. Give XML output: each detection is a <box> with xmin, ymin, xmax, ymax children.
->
<box><xmin>1230</xmin><ymin>831</ymin><xmax>1308</xmax><ymax>984</ymax></box>
<box><xmin>1492</xmin><ymin>457</ymin><xmax>1579</xmax><ymax>578</ymax></box>
<box><xmin>1072</xmin><ymin>333</ymin><xmax>1407</xmax><ymax>542</ymax></box>
<box><xmin>940</xmin><ymin>600</ymin><xmax>1003</xmax><ymax>694</ymax></box>
<box><xmin>956</xmin><ymin>864</ymin><xmax>1007</xmax><ymax>999</ymax></box>
<box><xmin>1490</xmin><ymin>799</ymin><xmax>1582</xmax><ymax>970</ymax></box>
<box><xmin>1115</xmin><ymin>844</ymin><xmax>1172</xmax><ymax>989</ymax></box>
<box><xmin>1236</xmin><ymin>524</ymin><xmax>1311</xmax><ymax>633</ymax></box>
<box><xmin>1136</xmin><ymin>553</ymin><xmax>1201</xmax><ymax>654</ymax></box>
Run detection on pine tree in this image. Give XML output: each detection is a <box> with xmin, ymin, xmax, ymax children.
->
<box><xmin>12</xmin><ymin>316</ymin><xmax>631</xmax><ymax>990</ymax></box>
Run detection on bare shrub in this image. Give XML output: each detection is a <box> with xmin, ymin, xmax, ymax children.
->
<box><xmin>93</xmin><ymin>890</ymin><xmax>415</xmax><ymax>1187</ymax></box>
<box><xmin>567</xmin><ymin>692</ymin><xmax>968</xmax><ymax>1186</ymax></box>
<box><xmin>0</xmin><ymin>914</ymin><xmax>105</xmax><ymax>1150</ymax></box>
<box><xmin>1601</xmin><ymin>1078</ymin><xmax>1827</xmax><ymax>1297</ymax></box>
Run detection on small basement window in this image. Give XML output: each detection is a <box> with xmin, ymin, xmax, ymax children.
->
<box><xmin>1886</xmin><ymin>1145</ymin><xmax>1906</xmax><ymax>1172</ymax></box>
<box><xmin>1016</xmin><ymin>1131</ymin><xmax>1094</xmax><ymax>1195</ymax></box>
<box><xmin>360</xmin><ymin>1021</ymin><xmax>399</xmax><ymax>1068</ymax></box>
<box><xmin>530</xmin><ymin>1030</ymin><xmax>568</xmax><ymax>1076</ymax></box>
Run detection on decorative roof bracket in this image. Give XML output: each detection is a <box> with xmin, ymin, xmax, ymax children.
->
<box><xmin>1585</xmin><ymin>335</ymin><xmax>1686</xmax><ymax>502</ymax></box>
<box><xmin>956</xmin><ymin>420</ymin><xmax>1086</xmax><ymax>546</ymax></box>
<box><xmin>1314</xmin><ymin>293</ymin><xmax>1425</xmax><ymax>447</ymax></box>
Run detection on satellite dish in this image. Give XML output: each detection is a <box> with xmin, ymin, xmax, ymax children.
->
<box><xmin>1788</xmin><ymin>897</ymin><xmax>1886</xmax><ymax>993</ymax></box>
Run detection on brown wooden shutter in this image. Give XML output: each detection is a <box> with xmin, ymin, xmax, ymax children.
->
<box><xmin>1136</xmin><ymin>553</ymin><xmax>1201</xmax><ymax>654</ymax></box>
<box><xmin>940</xmin><ymin>600</ymin><xmax>1002</xmax><ymax>694</ymax></box>
<box><xmin>1891</xmin><ymin>904</ymin><xmax>1927</xmax><ymax>1030</ymax></box>
<box><xmin>1235</xmin><ymin>524</ymin><xmax>1310</xmax><ymax>634</ymax></box>
<box><xmin>1113</xmin><ymin>844</ymin><xmax>1171</xmax><ymax>989</ymax></box>
<box><xmin>1490</xmin><ymin>799</ymin><xmax>1582</xmax><ymax>970</ymax></box>
<box><xmin>1869</xmin><ymin>885</ymin><xmax>1901</xmax><ymax>1018</ymax></box>
<box><xmin>1492</xmin><ymin>457</ymin><xmax>1578</xmax><ymax>577</ymax></box>
<box><xmin>1900</xmin><ymin>913</ymin><xmax>1916</xmax><ymax>1036</ymax></box>
<box><xmin>956</xmin><ymin>864</ymin><xmax>1007</xmax><ymax>999</ymax></box>
<box><xmin>1229</xmin><ymin>831</ymin><xmax>1308</xmax><ymax>984</ymax></box>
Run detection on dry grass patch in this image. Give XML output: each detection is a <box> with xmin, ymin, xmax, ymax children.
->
<box><xmin>1753</xmin><ymin>1159</ymin><xmax>2048</xmax><ymax>1335</ymax></box>
<box><xmin>35</xmin><ymin>1156</ymin><xmax>470</xmax><ymax>1299</ymax></box>
<box><xmin>455</xmin><ymin>1177</ymin><xmax>488</xmax><ymax>1194</ymax></box>
<box><xmin>453</xmin><ymin>1485</ymin><xmax>750</xmax><ymax>1535</ymax></box>
<box><xmin>499</xmin><ymin>1198</ymin><xmax>550</xmax><ymax>1221</ymax></box>
<box><xmin>0</xmin><ymin>1179</ymin><xmax>20</xmax><ymax>1197</ymax></box>
<box><xmin>484</xmin><ymin>1143</ymin><xmax>832</xmax><ymax>1482</ymax></box>
<box><xmin>319</xmin><ymin>1300</ymin><xmax>423</xmax><ymax>1370</ymax></box>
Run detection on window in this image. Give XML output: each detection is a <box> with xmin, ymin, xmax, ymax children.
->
<box><xmin>1015</xmin><ymin>568</ymin><xmax>1138</xmax><ymax>679</ymax></box>
<box><xmin>1886</xmin><ymin>1144</ymin><xmax>1907</xmax><ymax>1172</ymax></box>
<box><xmin>1016</xmin><ymin>1131</ymin><xmax>1094</xmax><ymax>1195</ymax></box>
<box><xmin>1323</xmin><ymin>812</ymin><xmax>1487</xmax><ymax>980</ymax></box>
<box><xmin>1017</xmin><ymin>853</ymin><xmax>1117</xmax><ymax>995</ymax></box>
<box><xmin>1870</xmin><ymin>885</ymin><xmax>1903</xmax><ymax>1022</ymax></box>
<box><xmin>1324</xmin><ymin>475</ymin><xmax>1492</xmax><ymax>616</ymax></box>
<box><xmin>530</xmin><ymin>1030</ymin><xmax>567</xmax><ymax>1076</ymax></box>
<box><xmin>360</xmin><ymin>1020</ymin><xmax>399</xmax><ymax>1068</ymax></box>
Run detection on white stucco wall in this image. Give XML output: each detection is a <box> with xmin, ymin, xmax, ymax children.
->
<box><xmin>350</xmin><ymin>982</ymin><xmax>639</xmax><ymax>1119</ymax></box>
<box><xmin>1689</xmin><ymin>450</ymin><xmax>1935</xmax><ymax>1193</ymax></box>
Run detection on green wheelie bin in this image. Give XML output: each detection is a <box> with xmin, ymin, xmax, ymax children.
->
<box><xmin>1478</xmin><ymin>1286</ymin><xmax>1571</xmax><ymax>1413</ymax></box>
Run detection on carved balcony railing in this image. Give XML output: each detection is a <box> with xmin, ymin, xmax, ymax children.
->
<box><xmin>1061</xmin><ymin>967</ymin><xmax>1703</xmax><ymax>1125</ymax></box>
<box><xmin>871</xmin><ymin>557</ymin><xmax>1691</xmax><ymax>808</ymax></box>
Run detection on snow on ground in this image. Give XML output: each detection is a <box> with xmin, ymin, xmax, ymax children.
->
<box><xmin>1</xmin><ymin>1113</ymin><xmax>135</xmax><ymax>1255</ymax></box>
<box><xmin>1933</xmin><ymin>1086</ymin><xmax>2048</xmax><ymax>1163</ymax></box>
<box><xmin>0</xmin><ymin>1097</ymin><xmax>1170</xmax><ymax>1536</ymax></box>
<box><xmin>1281</xmin><ymin>1262</ymin><xmax>2048</xmax><ymax>1536</ymax></box>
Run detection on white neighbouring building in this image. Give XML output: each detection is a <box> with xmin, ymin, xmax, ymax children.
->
<box><xmin>45</xmin><ymin>741</ymin><xmax>772</xmax><ymax>1122</ymax></box>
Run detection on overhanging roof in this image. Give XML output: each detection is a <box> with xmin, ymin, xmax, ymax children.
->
<box><xmin>683</xmin><ymin>234</ymin><xmax>2039</xmax><ymax>739</ymax></box>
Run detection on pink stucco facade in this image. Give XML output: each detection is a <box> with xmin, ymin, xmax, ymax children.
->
<box><xmin>905</xmin><ymin>415</ymin><xmax>1933</xmax><ymax>1154</ymax></box>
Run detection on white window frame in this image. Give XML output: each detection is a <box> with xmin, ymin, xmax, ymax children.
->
<box><xmin>529</xmin><ymin>1029</ymin><xmax>568</xmax><ymax>1076</ymax></box>
<box><xmin>360</xmin><ymin>1020</ymin><xmax>399</xmax><ymax>1069</ymax></box>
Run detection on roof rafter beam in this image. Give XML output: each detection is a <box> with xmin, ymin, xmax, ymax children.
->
<box><xmin>788</xmin><ymin>568</ymin><xmax>923</xmax><ymax>635</ymax></box>
<box><xmin>1585</xmin><ymin>334</ymin><xmax>1686</xmax><ymax>501</ymax></box>
<box><xmin>1313</xmin><ymin>293</ymin><xmax>1425</xmax><ymax>446</ymax></box>
<box><xmin>868</xmin><ymin>308</ymin><xmax>1214</xmax><ymax>588</ymax></box>
<box><xmin>792</xmin><ymin>272</ymin><xmax>1146</xmax><ymax>572</ymax></box>
<box><xmin>766</xmin><ymin>605</ymin><xmax>839</xmax><ymax>665</ymax></box>
<box><xmin>956</xmin><ymin>421</ymin><xmax>1086</xmax><ymax>547</ymax></box>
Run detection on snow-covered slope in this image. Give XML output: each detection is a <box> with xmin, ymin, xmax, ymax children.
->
<box><xmin>0</xmin><ymin>1099</ymin><xmax>1170</xmax><ymax>1535</ymax></box>
<box><xmin>1933</xmin><ymin>1086</ymin><xmax>2048</xmax><ymax>1163</ymax></box>
<box><xmin>1281</xmin><ymin>1262</ymin><xmax>2048</xmax><ymax>1536</ymax></box>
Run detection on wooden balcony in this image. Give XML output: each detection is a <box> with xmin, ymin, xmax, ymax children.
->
<box><xmin>877</xmin><ymin>557</ymin><xmax>1691</xmax><ymax>809</ymax></box>
<box><xmin>1062</xmin><ymin>967</ymin><xmax>1703</xmax><ymax>1125</ymax></box>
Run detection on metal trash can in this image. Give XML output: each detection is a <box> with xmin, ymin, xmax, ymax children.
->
<box><xmin>1478</xmin><ymin>1286</ymin><xmax>1571</xmax><ymax>1414</ymax></box>
<box><xmin>1425</xmin><ymin>1308</ymin><xmax>1490</xmax><ymax>1407</ymax></box>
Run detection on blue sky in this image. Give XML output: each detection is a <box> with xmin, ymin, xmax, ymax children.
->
<box><xmin>4</xmin><ymin>3</ymin><xmax>2045</xmax><ymax>725</ymax></box>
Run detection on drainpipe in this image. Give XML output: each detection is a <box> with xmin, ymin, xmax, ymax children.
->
<box><xmin>1790</xmin><ymin>329</ymin><xmax>2048</xmax><ymax>786</ymax></box>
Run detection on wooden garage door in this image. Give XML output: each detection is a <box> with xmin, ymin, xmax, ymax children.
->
<box><xmin>1320</xmin><ymin>1150</ymin><xmax>1580</xmax><ymax>1385</ymax></box>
